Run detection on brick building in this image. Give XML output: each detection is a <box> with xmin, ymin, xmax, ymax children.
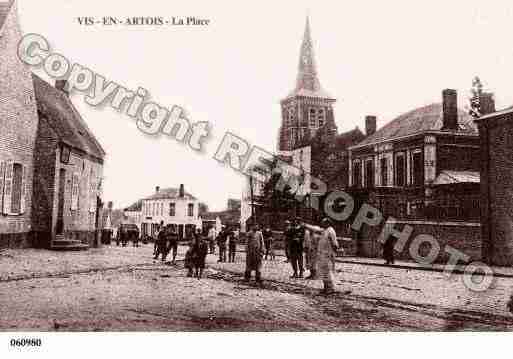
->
<box><xmin>0</xmin><ymin>1</ymin><xmax>106</xmax><ymax>249</ymax></box>
<box><xmin>0</xmin><ymin>0</ymin><xmax>39</xmax><ymax>248</ymax></box>
<box><xmin>477</xmin><ymin>106</ymin><xmax>513</xmax><ymax>266</ymax></box>
<box><xmin>348</xmin><ymin>89</ymin><xmax>484</xmax><ymax>222</ymax></box>
<box><xmin>31</xmin><ymin>76</ymin><xmax>105</xmax><ymax>249</ymax></box>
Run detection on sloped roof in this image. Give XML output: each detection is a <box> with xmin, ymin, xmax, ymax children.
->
<box><xmin>124</xmin><ymin>200</ymin><xmax>142</xmax><ymax>212</ymax></box>
<box><xmin>351</xmin><ymin>103</ymin><xmax>477</xmax><ymax>149</ymax></box>
<box><xmin>143</xmin><ymin>187</ymin><xmax>197</xmax><ymax>201</ymax></box>
<box><xmin>0</xmin><ymin>1</ymin><xmax>12</xmax><ymax>31</ymax></box>
<box><xmin>335</xmin><ymin>127</ymin><xmax>365</xmax><ymax>150</ymax></box>
<box><xmin>433</xmin><ymin>170</ymin><xmax>480</xmax><ymax>185</ymax></box>
<box><xmin>32</xmin><ymin>74</ymin><xmax>105</xmax><ymax>160</ymax></box>
<box><xmin>201</xmin><ymin>209</ymin><xmax>240</xmax><ymax>224</ymax></box>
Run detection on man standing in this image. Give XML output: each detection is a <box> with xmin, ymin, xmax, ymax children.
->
<box><xmin>207</xmin><ymin>225</ymin><xmax>216</xmax><ymax>254</ymax></box>
<box><xmin>244</xmin><ymin>224</ymin><xmax>264</xmax><ymax>284</ymax></box>
<box><xmin>217</xmin><ymin>226</ymin><xmax>228</xmax><ymax>263</ymax></box>
<box><xmin>168</xmin><ymin>226</ymin><xmax>179</xmax><ymax>264</ymax></box>
<box><xmin>289</xmin><ymin>218</ymin><xmax>305</xmax><ymax>278</ymax></box>
<box><xmin>317</xmin><ymin>218</ymin><xmax>339</xmax><ymax>294</ymax></box>
<box><xmin>228</xmin><ymin>226</ymin><xmax>237</xmax><ymax>263</ymax></box>
<box><xmin>303</xmin><ymin>226</ymin><xmax>319</xmax><ymax>279</ymax></box>
<box><xmin>283</xmin><ymin>220</ymin><xmax>293</xmax><ymax>263</ymax></box>
<box><xmin>154</xmin><ymin>222</ymin><xmax>169</xmax><ymax>262</ymax></box>
<box><xmin>263</xmin><ymin>226</ymin><xmax>273</xmax><ymax>260</ymax></box>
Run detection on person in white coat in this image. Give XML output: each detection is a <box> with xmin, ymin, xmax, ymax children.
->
<box><xmin>317</xmin><ymin>218</ymin><xmax>339</xmax><ymax>294</ymax></box>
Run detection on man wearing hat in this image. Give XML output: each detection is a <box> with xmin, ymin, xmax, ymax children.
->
<box><xmin>289</xmin><ymin>217</ymin><xmax>305</xmax><ymax>278</ymax></box>
<box><xmin>317</xmin><ymin>218</ymin><xmax>339</xmax><ymax>294</ymax></box>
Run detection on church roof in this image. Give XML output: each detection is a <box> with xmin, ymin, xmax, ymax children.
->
<box><xmin>124</xmin><ymin>200</ymin><xmax>142</xmax><ymax>212</ymax></box>
<box><xmin>32</xmin><ymin>74</ymin><xmax>106</xmax><ymax>161</ymax></box>
<box><xmin>285</xmin><ymin>17</ymin><xmax>334</xmax><ymax>100</ymax></box>
<box><xmin>351</xmin><ymin>103</ymin><xmax>477</xmax><ymax>149</ymax></box>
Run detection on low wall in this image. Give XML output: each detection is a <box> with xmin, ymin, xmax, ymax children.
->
<box><xmin>0</xmin><ymin>232</ymin><xmax>33</xmax><ymax>249</ymax></box>
<box><xmin>359</xmin><ymin>220</ymin><xmax>482</xmax><ymax>263</ymax></box>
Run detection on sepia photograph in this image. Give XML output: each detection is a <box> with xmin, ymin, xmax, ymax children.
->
<box><xmin>1</xmin><ymin>0</ymin><xmax>513</xmax><ymax>356</ymax></box>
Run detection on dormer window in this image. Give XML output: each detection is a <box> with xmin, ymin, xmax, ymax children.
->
<box><xmin>60</xmin><ymin>145</ymin><xmax>71</xmax><ymax>164</ymax></box>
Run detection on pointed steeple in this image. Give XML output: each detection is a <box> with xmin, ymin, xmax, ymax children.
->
<box><xmin>289</xmin><ymin>16</ymin><xmax>332</xmax><ymax>99</ymax></box>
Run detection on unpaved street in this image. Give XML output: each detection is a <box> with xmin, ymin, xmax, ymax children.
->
<box><xmin>1</xmin><ymin>245</ymin><xmax>513</xmax><ymax>331</ymax></box>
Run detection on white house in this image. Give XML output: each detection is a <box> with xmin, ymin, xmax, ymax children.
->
<box><xmin>140</xmin><ymin>184</ymin><xmax>201</xmax><ymax>240</ymax></box>
<box><xmin>123</xmin><ymin>200</ymin><xmax>142</xmax><ymax>231</ymax></box>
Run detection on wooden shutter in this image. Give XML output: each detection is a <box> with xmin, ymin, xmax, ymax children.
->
<box><xmin>71</xmin><ymin>172</ymin><xmax>79</xmax><ymax>210</ymax></box>
<box><xmin>20</xmin><ymin>164</ymin><xmax>26</xmax><ymax>213</ymax></box>
<box><xmin>0</xmin><ymin>161</ymin><xmax>5</xmax><ymax>211</ymax></box>
<box><xmin>3</xmin><ymin>161</ymin><xmax>13</xmax><ymax>214</ymax></box>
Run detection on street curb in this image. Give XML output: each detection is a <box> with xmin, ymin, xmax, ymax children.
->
<box><xmin>335</xmin><ymin>258</ymin><xmax>513</xmax><ymax>279</ymax></box>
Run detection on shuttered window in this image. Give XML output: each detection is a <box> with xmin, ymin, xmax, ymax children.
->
<box><xmin>0</xmin><ymin>161</ymin><xmax>27</xmax><ymax>215</ymax></box>
<box><xmin>71</xmin><ymin>172</ymin><xmax>80</xmax><ymax>210</ymax></box>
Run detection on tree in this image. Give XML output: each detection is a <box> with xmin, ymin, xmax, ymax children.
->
<box><xmin>198</xmin><ymin>202</ymin><xmax>209</xmax><ymax>216</ymax></box>
<box><xmin>469</xmin><ymin>76</ymin><xmax>484</xmax><ymax>118</ymax></box>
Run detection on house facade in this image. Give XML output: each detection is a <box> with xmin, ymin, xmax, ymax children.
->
<box><xmin>31</xmin><ymin>76</ymin><xmax>105</xmax><ymax>248</ymax></box>
<box><xmin>140</xmin><ymin>184</ymin><xmax>201</xmax><ymax>240</ymax></box>
<box><xmin>123</xmin><ymin>200</ymin><xmax>142</xmax><ymax>231</ymax></box>
<box><xmin>476</xmin><ymin>106</ymin><xmax>513</xmax><ymax>265</ymax></box>
<box><xmin>0</xmin><ymin>1</ymin><xmax>106</xmax><ymax>249</ymax></box>
<box><xmin>0</xmin><ymin>0</ymin><xmax>39</xmax><ymax>248</ymax></box>
<box><xmin>348</xmin><ymin>89</ymin><xmax>484</xmax><ymax>222</ymax></box>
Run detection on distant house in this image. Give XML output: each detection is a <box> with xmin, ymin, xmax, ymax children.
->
<box><xmin>0</xmin><ymin>1</ymin><xmax>106</xmax><ymax>249</ymax></box>
<box><xmin>123</xmin><ymin>199</ymin><xmax>142</xmax><ymax>231</ymax></box>
<box><xmin>140</xmin><ymin>184</ymin><xmax>201</xmax><ymax>240</ymax></box>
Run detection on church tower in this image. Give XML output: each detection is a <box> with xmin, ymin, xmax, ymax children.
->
<box><xmin>278</xmin><ymin>17</ymin><xmax>337</xmax><ymax>153</ymax></box>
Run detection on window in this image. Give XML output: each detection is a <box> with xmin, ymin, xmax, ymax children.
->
<box><xmin>364</xmin><ymin>159</ymin><xmax>374</xmax><ymax>188</ymax></box>
<box><xmin>71</xmin><ymin>172</ymin><xmax>80</xmax><ymax>211</ymax></box>
<box><xmin>352</xmin><ymin>161</ymin><xmax>362</xmax><ymax>188</ymax></box>
<box><xmin>380</xmin><ymin>157</ymin><xmax>388</xmax><ymax>186</ymax></box>
<box><xmin>169</xmin><ymin>202</ymin><xmax>176</xmax><ymax>216</ymax></box>
<box><xmin>10</xmin><ymin>164</ymin><xmax>23</xmax><ymax>214</ymax></box>
<box><xmin>287</xmin><ymin>108</ymin><xmax>295</xmax><ymax>127</ymax></box>
<box><xmin>317</xmin><ymin>108</ymin><xmax>325</xmax><ymax>127</ymax></box>
<box><xmin>395</xmin><ymin>153</ymin><xmax>406</xmax><ymax>187</ymax></box>
<box><xmin>60</xmin><ymin>146</ymin><xmax>71</xmax><ymax>164</ymax></box>
<box><xmin>309</xmin><ymin>108</ymin><xmax>316</xmax><ymax>127</ymax></box>
<box><xmin>188</xmin><ymin>203</ymin><xmax>194</xmax><ymax>217</ymax></box>
<box><xmin>411</xmin><ymin>150</ymin><xmax>424</xmax><ymax>186</ymax></box>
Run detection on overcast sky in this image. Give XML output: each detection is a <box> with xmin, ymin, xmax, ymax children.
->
<box><xmin>15</xmin><ymin>0</ymin><xmax>513</xmax><ymax>210</ymax></box>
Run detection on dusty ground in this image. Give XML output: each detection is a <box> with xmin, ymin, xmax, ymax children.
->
<box><xmin>1</xmin><ymin>244</ymin><xmax>513</xmax><ymax>331</ymax></box>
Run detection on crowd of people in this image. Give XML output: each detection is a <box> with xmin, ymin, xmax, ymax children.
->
<box><xmin>147</xmin><ymin>217</ymin><xmax>342</xmax><ymax>295</ymax></box>
<box><xmin>244</xmin><ymin>217</ymin><xmax>341</xmax><ymax>295</ymax></box>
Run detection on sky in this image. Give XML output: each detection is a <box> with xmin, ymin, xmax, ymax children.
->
<box><xmin>14</xmin><ymin>0</ymin><xmax>513</xmax><ymax>210</ymax></box>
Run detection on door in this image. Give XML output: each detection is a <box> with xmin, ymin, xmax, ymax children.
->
<box><xmin>178</xmin><ymin>224</ymin><xmax>184</xmax><ymax>241</ymax></box>
<box><xmin>56</xmin><ymin>169</ymin><xmax>66</xmax><ymax>235</ymax></box>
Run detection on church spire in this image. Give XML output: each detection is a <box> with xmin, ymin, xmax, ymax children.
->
<box><xmin>290</xmin><ymin>16</ymin><xmax>331</xmax><ymax>99</ymax></box>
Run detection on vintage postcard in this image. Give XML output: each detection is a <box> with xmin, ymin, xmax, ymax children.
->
<box><xmin>1</xmin><ymin>0</ymin><xmax>513</xmax><ymax>356</ymax></box>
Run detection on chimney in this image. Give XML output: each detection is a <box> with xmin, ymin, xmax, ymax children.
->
<box><xmin>179</xmin><ymin>184</ymin><xmax>185</xmax><ymax>198</ymax></box>
<box><xmin>365</xmin><ymin>116</ymin><xmax>377</xmax><ymax>136</ymax></box>
<box><xmin>479</xmin><ymin>92</ymin><xmax>496</xmax><ymax>116</ymax></box>
<box><xmin>155</xmin><ymin>186</ymin><xmax>160</xmax><ymax>193</ymax></box>
<box><xmin>442</xmin><ymin>89</ymin><xmax>458</xmax><ymax>130</ymax></box>
<box><xmin>55</xmin><ymin>80</ymin><xmax>69</xmax><ymax>95</ymax></box>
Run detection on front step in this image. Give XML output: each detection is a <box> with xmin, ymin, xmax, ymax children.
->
<box><xmin>51</xmin><ymin>235</ymin><xmax>89</xmax><ymax>251</ymax></box>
